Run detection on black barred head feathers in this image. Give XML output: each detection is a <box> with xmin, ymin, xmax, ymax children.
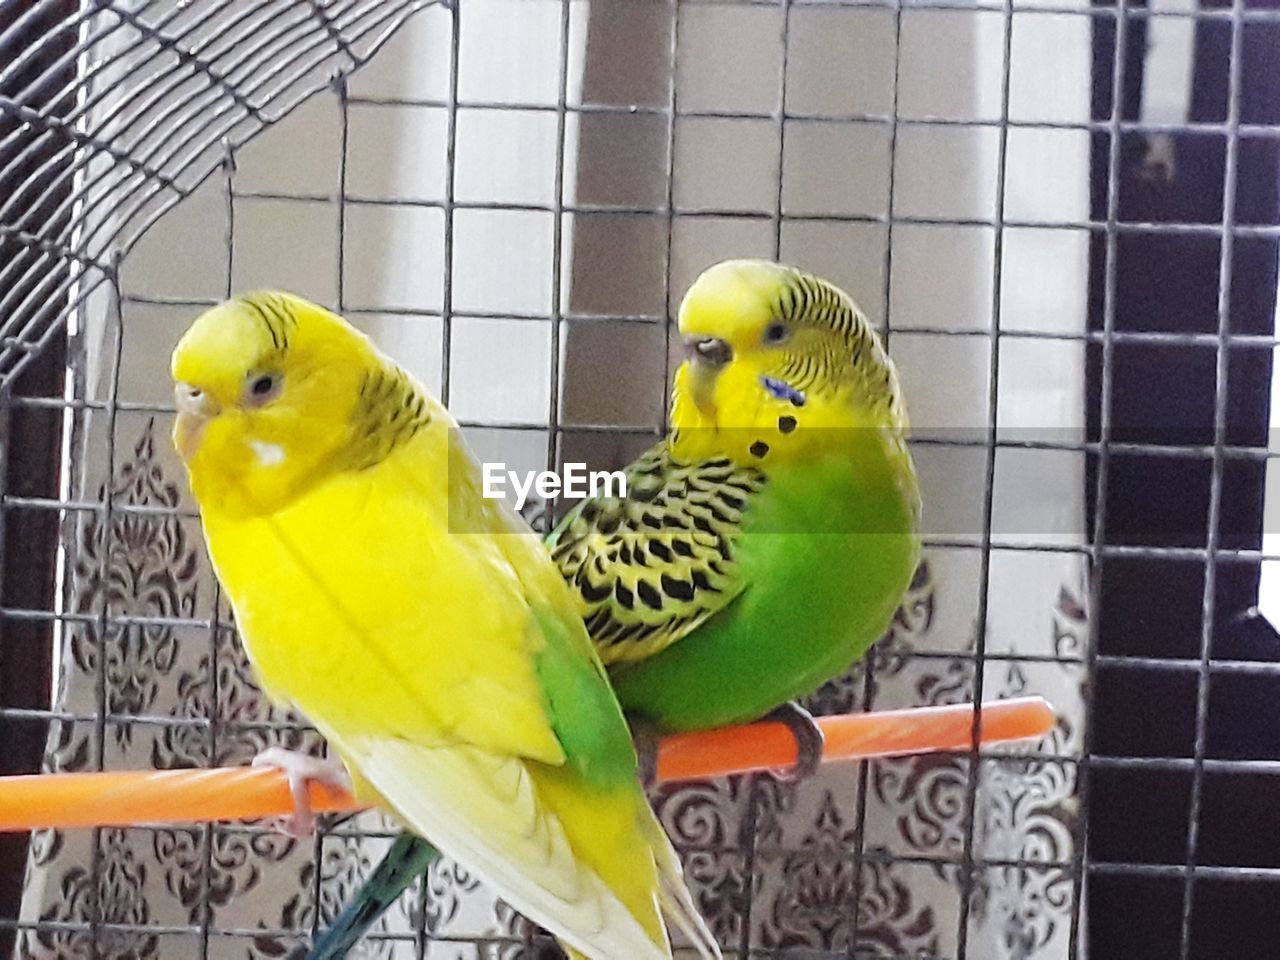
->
<box><xmin>674</xmin><ymin>259</ymin><xmax>908</xmax><ymax>436</ymax></box>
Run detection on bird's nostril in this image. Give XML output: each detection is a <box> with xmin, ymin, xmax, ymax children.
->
<box><xmin>687</xmin><ymin>337</ymin><xmax>733</xmax><ymax>367</ymax></box>
<box><xmin>175</xmin><ymin>383</ymin><xmax>210</xmax><ymax>412</ymax></box>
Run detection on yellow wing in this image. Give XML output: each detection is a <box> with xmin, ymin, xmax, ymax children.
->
<box><xmin>201</xmin><ymin>414</ymin><xmax>678</xmax><ymax>960</ymax></box>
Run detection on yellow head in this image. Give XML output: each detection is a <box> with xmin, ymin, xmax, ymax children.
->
<box><xmin>673</xmin><ymin>259</ymin><xmax>904</xmax><ymax>431</ymax></box>
<box><xmin>170</xmin><ymin>292</ymin><xmax>384</xmax><ymax>517</ymax></box>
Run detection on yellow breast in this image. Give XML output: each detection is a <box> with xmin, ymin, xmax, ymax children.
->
<box><xmin>198</xmin><ymin>424</ymin><xmax>562</xmax><ymax>761</ymax></box>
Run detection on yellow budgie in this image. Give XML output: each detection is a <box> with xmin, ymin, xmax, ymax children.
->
<box><xmin>170</xmin><ymin>292</ymin><xmax>719</xmax><ymax>960</ymax></box>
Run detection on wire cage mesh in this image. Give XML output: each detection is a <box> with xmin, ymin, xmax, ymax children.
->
<box><xmin>1</xmin><ymin>0</ymin><xmax>1279</xmax><ymax>958</ymax></box>
<box><xmin>0</xmin><ymin>0</ymin><xmax>434</xmax><ymax>387</ymax></box>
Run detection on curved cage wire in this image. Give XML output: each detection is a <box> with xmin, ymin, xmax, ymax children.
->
<box><xmin>0</xmin><ymin>0</ymin><xmax>439</xmax><ymax>389</ymax></box>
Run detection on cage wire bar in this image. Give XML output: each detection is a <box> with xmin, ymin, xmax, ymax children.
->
<box><xmin>1068</xmin><ymin>0</ymin><xmax>1126</xmax><ymax>954</ymax></box>
<box><xmin>0</xmin><ymin>0</ymin><xmax>1279</xmax><ymax>958</ymax></box>
<box><xmin>1180</xmin><ymin>0</ymin><xmax>1245</xmax><ymax>958</ymax></box>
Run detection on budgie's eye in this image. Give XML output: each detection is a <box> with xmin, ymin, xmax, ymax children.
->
<box><xmin>763</xmin><ymin>322</ymin><xmax>789</xmax><ymax>345</ymax></box>
<box><xmin>245</xmin><ymin>372</ymin><xmax>281</xmax><ymax>406</ymax></box>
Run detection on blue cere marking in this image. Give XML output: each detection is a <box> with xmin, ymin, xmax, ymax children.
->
<box><xmin>760</xmin><ymin>375</ymin><xmax>807</xmax><ymax>408</ymax></box>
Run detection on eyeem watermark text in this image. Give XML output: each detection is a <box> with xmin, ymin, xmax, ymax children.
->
<box><xmin>482</xmin><ymin>462</ymin><xmax>627</xmax><ymax>512</ymax></box>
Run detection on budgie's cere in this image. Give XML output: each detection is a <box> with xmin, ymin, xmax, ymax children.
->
<box><xmin>171</xmin><ymin>292</ymin><xmax>719</xmax><ymax>960</ymax></box>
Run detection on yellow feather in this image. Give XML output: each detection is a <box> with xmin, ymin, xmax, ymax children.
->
<box><xmin>172</xmin><ymin>293</ymin><xmax>716</xmax><ymax>960</ymax></box>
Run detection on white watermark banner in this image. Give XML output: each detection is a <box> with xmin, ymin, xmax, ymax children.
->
<box><xmin>482</xmin><ymin>462</ymin><xmax>627</xmax><ymax>512</ymax></box>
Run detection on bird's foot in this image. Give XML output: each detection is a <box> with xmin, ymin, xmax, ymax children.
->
<box><xmin>252</xmin><ymin>747</ymin><xmax>352</xmax><ymax>838</ymax></box>
<box><xmin>764</xmin><ymin>702</ymin><xmax>825</xmax><ymax>783</ymax></box>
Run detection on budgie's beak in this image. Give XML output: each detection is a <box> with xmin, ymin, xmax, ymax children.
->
<box><xmin>683</xmin><ymin>336</ymin><xmax>731</xmax><ymax>418</ymax></box>
<box><xmin>173</xmin><ymin>382</ymin><xmax>220</xmax><ymax>461</ymax></box>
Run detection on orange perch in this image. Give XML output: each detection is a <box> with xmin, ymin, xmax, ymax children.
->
<box><xmin>0</xmin><ymin>697</ymin><xmax>1053</xmax><ymax>832</ymax></box>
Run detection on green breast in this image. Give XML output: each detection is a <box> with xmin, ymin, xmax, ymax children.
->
<box><xmin>609</xmin><ymin>429</ymin><xmax>920</xmax><ymax>730</ymax></box>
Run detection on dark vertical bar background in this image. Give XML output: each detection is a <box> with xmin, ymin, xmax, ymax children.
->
<box><xmin>0</xmin><ymin>2</ymin><xmax>75</xmax><ymax>951</ymax></box>
<box><xmin>1086</xmin><ymin>0</ymin><xmax>1280</xmax><ymax>955</ymax></box>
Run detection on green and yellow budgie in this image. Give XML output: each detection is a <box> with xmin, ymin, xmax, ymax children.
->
<box><xmin>309</xmin><ymin>259</ymin><xmax>922</xmax><ymax>959</ymax></box>
<box><xmin>170</xmin><ymin>293</ymin><xmax>720</xmax><ymax>960</ymax></box>
<box><xmin>564</xmin><ymin>259</ymin><xmax>919</xmax><ymax>732</ymax></box>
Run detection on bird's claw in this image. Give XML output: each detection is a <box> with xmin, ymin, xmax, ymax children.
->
<box><xmin>763</xmin><ymin>703</ymin><xmax>825</xmax><ymax>783</ymax></box>
<box><xmin>252</xmin><ymin>747</ymin><xmax>352</xmax><ymax>838</ymax></box>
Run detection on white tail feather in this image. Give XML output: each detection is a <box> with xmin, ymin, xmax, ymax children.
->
<box><xmin>641</xmin><ymin>810</ymin><xmax>723</xmax><ymax>960</ymax></box>
<box><xmin>340</xmin><ymin>734</ymin><xmax>669</xmax><ymax>960</ymax></box>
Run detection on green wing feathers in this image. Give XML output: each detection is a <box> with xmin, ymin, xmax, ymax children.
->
<box><xmin>529</xmin><ymin>604</ymin><xmax>637</xmax><ymax>786</ymax></box>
